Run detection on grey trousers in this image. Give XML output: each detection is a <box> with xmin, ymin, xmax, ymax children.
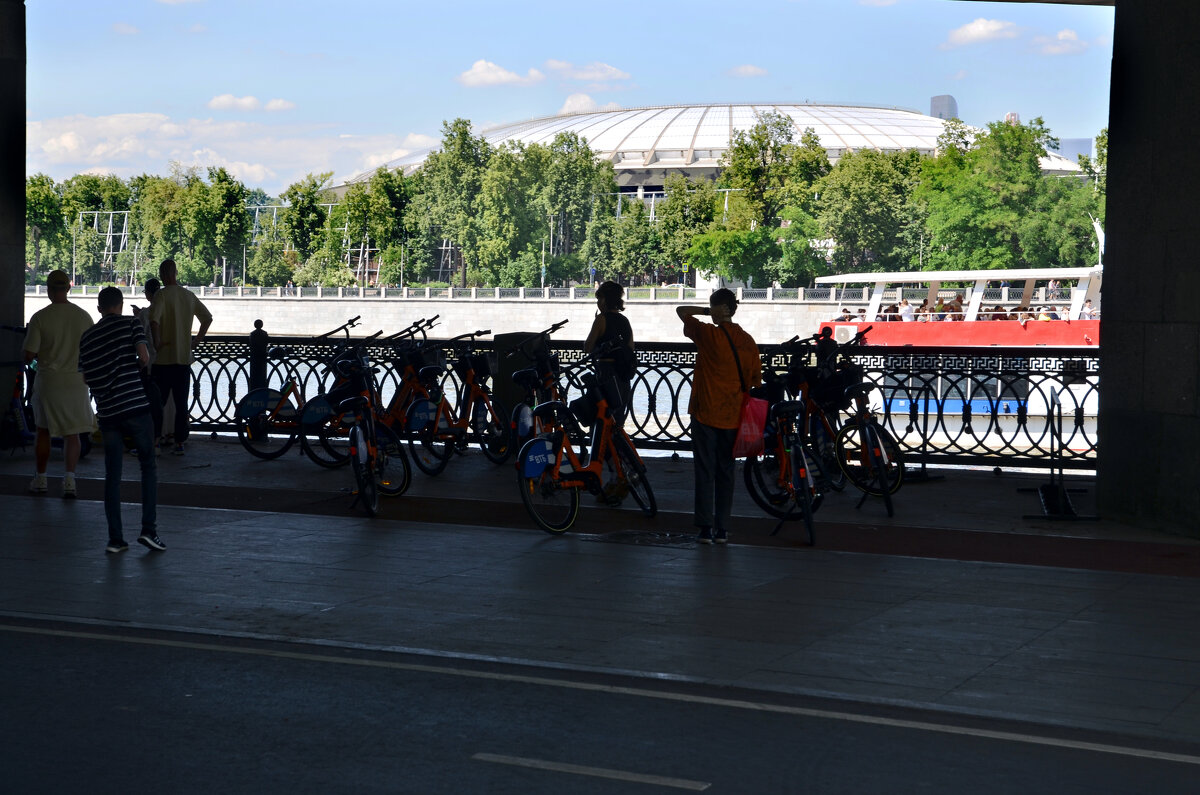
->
<box><xmin>691</xmin><ymin>420</ymin><xmax>736</xmax><ymax>531</ymax></box>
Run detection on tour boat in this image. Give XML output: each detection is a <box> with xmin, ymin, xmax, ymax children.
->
<box><xmin>814</xmin><ymin>266</ymin><xmax>1101</xmax><ymax>348</ymax></box>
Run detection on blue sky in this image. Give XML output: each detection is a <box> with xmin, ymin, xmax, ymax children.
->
<box><xmin>26</xmin><ymin>0</ymin><xmax>1115</xmax><ymax>197</ymax></box>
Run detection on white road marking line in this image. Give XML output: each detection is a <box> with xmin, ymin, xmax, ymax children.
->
<box><xmin>472</xmin><ymin>753</ymin><xmax>709</xmax><ymax>790</ymax></box>
<box><xmin>4</xmin><ymin>622</ymin><xmax>1199</xmax><ymax>767</ymax></box>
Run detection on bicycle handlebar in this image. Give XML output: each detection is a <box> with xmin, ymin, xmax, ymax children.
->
<box><xmin>503</xmin><ymin>319</ymin><xmax>570</xmax><ymax>360</ymax></box>
<box><xmin>315</xmin><ymin>316</ymin><xmax>361</xmax><ymax>339</ymax></box>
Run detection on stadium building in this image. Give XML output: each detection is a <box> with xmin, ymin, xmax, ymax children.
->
<box><xmin>347</xmin><ymin>100</ymin><xmax>1081</xmax><ymax>195</ymax></box>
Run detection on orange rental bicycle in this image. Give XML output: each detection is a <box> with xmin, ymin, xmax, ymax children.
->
<box><xmin>405</xmin><ymin>329</ymin><xmax>510</xmax><ymax>475</ymax></box>
<box><xmin>515</xmin><ymin>338</ymin><xmax>656</xmax><ymax>534</ymax></box>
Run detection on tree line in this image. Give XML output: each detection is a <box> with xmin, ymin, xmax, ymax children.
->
<box><xmin>25</xmin><ymin>114</ymin><xmax>1106</xmax><ymax>289</ymax></box>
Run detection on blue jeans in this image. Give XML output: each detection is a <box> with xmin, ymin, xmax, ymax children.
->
<box><xmin>100</xmin><ymin>411</ymin><xmax>157</xmax><ymax>543</ymax></box>
<box><xmin>691</xmin><ymin>420</ymin><xmax>736</xmax><ymax>532</ymax></box>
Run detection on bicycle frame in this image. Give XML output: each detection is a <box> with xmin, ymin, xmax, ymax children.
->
<box><xmin>521</xmin><ymin>389</ymin><xmax>640</xmax><ymax>495</ymax></box>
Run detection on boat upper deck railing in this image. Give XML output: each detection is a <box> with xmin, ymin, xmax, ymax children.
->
<box><xmin>22</xmin><ymin>282</ymin><xmax>1096</xmax><ymax>310</ymax></box>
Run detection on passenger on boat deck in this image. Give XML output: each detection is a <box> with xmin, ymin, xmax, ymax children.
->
<box><xmin>837</xmin><ymin>308</ymin><xmax>853</xmax><ymax>321</ymax></box>
<box><xmin>899</xmin><ymin>299</ymin><xmax>914</xmax><ymax>322</ymax></box>
<box><xmin>857</xmin><ymin>308</ymin><xmax>867</xmax><ymax>322</ymax></box>
<box><xmin>933</xmin><ymin>297</ymin><xmax>946</xmax><ymax>320</ymax></box>
<box><xmin>916</xmin><ymin>306</ymin><xmax>931</xmax><ymax>322</ymax></box>
<box><xmin>946</xmin><ymin>294</ymin><xmax>965</xmax><ymax>321</ymax></box>
<box><xmin>1079</xmin><ymin>299</ymin><xmax>1096</xmax><ymax>319</ymax></box>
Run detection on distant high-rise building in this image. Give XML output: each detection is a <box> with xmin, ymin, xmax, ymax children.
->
<box><xmin>930</xmin><ymin>95</ymin><xmax>958</xmax><ymax>120</ymax></box>
<box><xmin>1005</xmin><ymin>111</ymin><xmax>1021</xmax><ymax>125</ymax></box>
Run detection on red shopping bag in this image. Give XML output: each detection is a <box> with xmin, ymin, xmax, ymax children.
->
<box><xmin>732</xmin><ymin>392</ymin><xmax>769</xmax><ymax>458</ymax></box>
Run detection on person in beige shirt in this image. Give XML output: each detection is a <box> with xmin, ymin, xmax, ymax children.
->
<box><xmin>23</xmin><ymin>269</ymin><xmax>95</xmax><ymax>497</ymax></box>
<box><xmin>148</xmin><ymin>258</ymin><xmax>212</xmax><ymax>454</ymax></box>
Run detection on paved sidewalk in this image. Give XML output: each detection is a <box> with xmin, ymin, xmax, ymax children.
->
<box><xmin>2</xmin><ymin>437</ymin><xmax>1199</xmax><ymax>750</ymax></box>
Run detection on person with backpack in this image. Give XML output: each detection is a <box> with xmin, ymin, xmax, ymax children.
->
<box><xmin>584</xmin><ymin>280</ymin><xmax>636</xmax><ymax>424</ymax></box>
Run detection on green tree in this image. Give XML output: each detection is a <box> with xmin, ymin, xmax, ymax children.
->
<box><xmin>280</xmin><ymin>172</ymin><xmax>333</xmax><ymax>260</ymax></box>
<box><xmin>818</xmin><ymin>148</ymin><xmax>920</xmax><ymax>273</ymax></box>
<box><xmin>654</xmin><ymin>174</ymin><xmax>717</xmax><ymax>282</ymax></box>
<box><xmin>247</xmin><ymin>216</ymin><xmax>294</xmax><ymax>286</ymax></box>
<box><xmin>719</xmin><ymin>110</ymin><xmax>796</xmax><ymax>229</ymax></box>
<box><xmin>779</xmin><ymin>128</ymin><xmax>831</xmax><ymax>214</ymax></box>
<box><xmin>610</xmin><ymin>199</ymin><xmax>658</xmax><ymax>284</ymax></box>
<box><xmin>25</xmin><ymin>174</ymin><xmax>65</xmax><ymax>279</ymax></box>
<box><xmin>477</xmin><ymin>142</ymin><xmax>540</xmax><ymax>285</ymax></box>
<box><xmin>917</xmin><ymin>116</ymin><xmax>1069</xmax><ymax>271</ymax></box>
<box><xmin>421</xmin><ymin>118</ymin><xmax>490</xmax><ymax>285</ymax></box>
<box><xmin>685</xmin><ymin>227</ymin><xmax>780</xmax><ymax>286</ymax></box>
<box><xmin>774</xmin><ymin>207</ymin><xmax>829</xmax><ymax>286</ymax></box>
<box><xmin>208</xmin><ymin>167</ymin><xmax>250</xmax><ymax>284</ymax></box>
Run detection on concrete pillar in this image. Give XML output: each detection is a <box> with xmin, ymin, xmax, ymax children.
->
<box><xmin>1099</xmin><ymin>0</ymin><xmax>1200</xmax><ymax>536</ymax></box>
<box><xmin>0</xmin><ymin>0</ymin><xmax>25</xmax><ymax>394</ymax></box>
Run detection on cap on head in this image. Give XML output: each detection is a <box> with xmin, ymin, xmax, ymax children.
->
<box><xmin>47</xmin><ymin>270</ymin><xmax>70</xmax><ymax>289</ymax></box>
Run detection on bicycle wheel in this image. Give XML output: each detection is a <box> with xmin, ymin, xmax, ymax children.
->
<box><xmin>743</xmin><ymin>443</ymin><xmax>794</xmax><ymax>519</ymax></box>
<box><xmin>473</xmin><ymin>395</ymin><xmax>511</xmax><ymax>465</ymax></box>
<box><xmin>405</xmin><ymin>398</ymin><xmax>452</xmax><ymax>476</ymax></box>
<box><xmin>348</xmin><ymin>424</ymin><xmax>379</xmax><ymax>516</ymax></box>
<box><xmin>835</xmin><ymin>420</ymin><xmax>905</xmax><ymax>496</ymax></box>
<box><xmin>516</xmin><ymin>437</ymin><xmax>579</xmax><ymax>534</ymax></box>
<box><xmin>302</xmin><ymin>409</ymin><xmax>352</xmax><ymax>469</ymax></box>
<box><xmin>375</xmin><ymin>422</ymin><xmax>411</xmax><ymax>497</ymax></box>
<box><xmin>235</xmin><ymin>391</ymin><xmax>299</xmax><ymax>460</ymax></box>
<box><xmin>613</xmin><ymin>433</ymin><xmax>656</xmax><ymax>517</ymax></box>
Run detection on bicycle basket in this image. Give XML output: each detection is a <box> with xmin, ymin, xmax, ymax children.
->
<box><xmin>812</xmin><ymin>363</ymin><xmax>864</xmax><ymax>410</ymax></box>
<box><xmin>750</xmin><ymin>378</ymin><xmax>785</xmax><ymax>405</ymax></box>
<box><xmin>786</xmin><ymin>365</ymin><xmax>821</xmax><ymax>397</ymax></box>
<box><xmin>452</xmin><ymin>352</ymin><xmax>490</xmax><ymax>381</ymax></box>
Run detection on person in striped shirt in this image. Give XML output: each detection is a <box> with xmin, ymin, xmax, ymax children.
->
<box><xmin>79</xmin><ymin>287</ymin><xmax>164</xmax><ymax>554</ymax></box>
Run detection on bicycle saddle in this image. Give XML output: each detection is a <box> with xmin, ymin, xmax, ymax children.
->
<box><xmin>770</xmin><ymin>400</ymin><xmax>806</xmax><ymax>418</ymax></box>
<box><xmin>843</xmin><ymin>382</ymin><xmax>875</xmax><ymax>402</ymax></box>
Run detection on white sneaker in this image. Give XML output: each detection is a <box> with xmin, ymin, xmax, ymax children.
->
<box><xmin>28</xmin><ymin>474</ymin><xmax>48</xmax><ymax>494</ymax></box>
<box><xmin>62</xmin><ymin>474</ymin><xmax>77</xmax><ymax>499</ymax></box>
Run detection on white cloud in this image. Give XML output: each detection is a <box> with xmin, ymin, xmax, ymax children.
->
<box><xmin>26</xmin><ymin>111</ymin><xmax>440</xmax><ymax>195</ymax></box>
<box><xmin>729</xmin><ymin>64</ymin><xmax>767</xmax><ymax>78</ymax></box>
<box><xmin>941</xmin><ymin>18</ymin><xmax>1018</xmax><ymax>49</ymax></box>
<box><xmin>859</xmin><ymin>0</ymin><xmax>897</xmax><ymax>6</ymax></box>
<box><xmin>264</xmin><ymin>98</ymin><xmax>296</xmax><ymax>112</ymax></box>
<box><xmin>457</xmin><ymin>60</ymin><xmax>545</xmax><ymax>87</ymax></box>
<box><xmin>951</xmin><ymin>69</ymin><xmax>968</xmax><ymax>80</ymax></box>
<box><xmin>545</xmin><ymin>60</ymin><xmax>631</xmax><ymax>82</ymax></box>
<box><xmin>1034</xmin><ymin>29</ymin><xmax>1089</xmax><ymax>56</ymax></box>
<box><xmin>557</xmin><ymin>93</ymin><xmax>621</xmax><ymax>116</ymax></box>
<box><xmin>189</xmin><ymin>24</ymin><xmax>208</xmax><ymax>34</ymax></box>
<box><xmin>208</xmin><ymin>94</ymin><xmax>261</xmax><ymax>111</ymax></box>
<box><xmin>112</xmin><ymin>22</ymin><xmax>139</xmax><ymax>35</ymax></box>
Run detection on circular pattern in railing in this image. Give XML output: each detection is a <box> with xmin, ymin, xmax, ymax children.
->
<box><xmin>189</xmin><ymin>337</ymin><xmax>1097</xmax><ymax>467</ymax></box>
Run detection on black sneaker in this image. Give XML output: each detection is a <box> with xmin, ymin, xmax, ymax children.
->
<box><xmin>106</xmin><ymin>540</ymin><xmax>129</xmax><ymax>554</ymax></box>
<box><xmin>697</xmin><ymin>527</ymin><xmax>713</xmax><ymax>545</ymax></box>
<box><xmin>714</xmin><ymin>529</ymin><xmax>728</xmax><ymax>545</ymax></box>
<box><xmin>138</xmin><ymin>534</ymin><xmax>166</xmax><ymax>552</ymax></box>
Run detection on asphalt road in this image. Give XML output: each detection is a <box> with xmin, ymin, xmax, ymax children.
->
<box><xmin>3</xmin><ymin>620</ymin><xmax>1197</xmax><ymax>794</ymax></box>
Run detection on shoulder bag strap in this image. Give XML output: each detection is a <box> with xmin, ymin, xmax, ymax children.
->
<box><xmin>718</xmin><ymin>324</ymin><xmax>747</xmax><ymax>394</ymax></box>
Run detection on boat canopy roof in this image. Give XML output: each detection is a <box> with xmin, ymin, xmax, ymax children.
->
<box><xmin>813</xmin><ymin>265</ymin><xmax>1102</xmax><ymax>322</ymax></box>
<box><xmin>814</xmin><ymin>266</ymin><xmax>1102</xmax><ymax>285</ymax></box>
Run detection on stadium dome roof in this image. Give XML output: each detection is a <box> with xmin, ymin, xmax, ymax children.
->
<box><xmin>351</xmin><ymin>102</ymin><xmax>1079</xmax><ymax>188</ymax></box>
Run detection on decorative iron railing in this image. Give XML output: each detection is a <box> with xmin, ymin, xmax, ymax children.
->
<box><xmin>188</xmin><ymin>335</ymin><xmax>1098</xmax><ymax>469</ymax></box>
